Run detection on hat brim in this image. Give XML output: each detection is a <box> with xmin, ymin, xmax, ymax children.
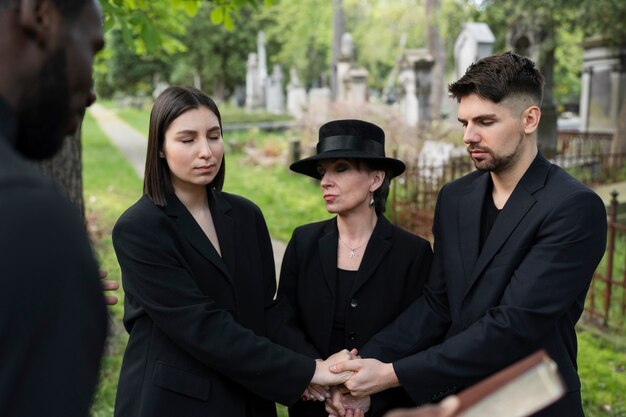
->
<box><xmin>290</xmin><ymin>150</ymin><xmax>406</xmax><ymax>180</ymax></box>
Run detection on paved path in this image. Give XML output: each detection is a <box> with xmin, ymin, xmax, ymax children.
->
<box><xmin>88</xmin><ymin>104</ymin><xmax>288</xmax><ymax>276</ymax></box>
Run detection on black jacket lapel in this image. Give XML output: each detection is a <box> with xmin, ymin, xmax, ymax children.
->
<box><xmin>466</xmin><ymin>154</ymin><xmax>550</xmax><ymax>293</ymax></box>
<box><xmin>209</xmin><ymin>190</ymin><xmax>237</xmax><ymax>284</ymax></box>
<box><xmin>319</xmin><ymin>219</ymin><xmax>339</xmax><ymax>295</ymax></box>
<box><xmin>164</xmin><ymin>192</ymin><xmax>233</xmax><ymax>282</ymax></box>
<box><xmin>459</xmin><ymin>174</ymin><xmax>488</xmax><ymax>285</ymax></box>
<box><xmin>352</xmin><ymin>216</ymin><xmax>393</xmax><ymax>295</ymax></box>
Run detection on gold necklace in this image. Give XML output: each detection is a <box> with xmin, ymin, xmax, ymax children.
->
<box><xmin>339</xmin><ymin>237</ymin><xmax>369</xmax><ymax>259</ymax></box>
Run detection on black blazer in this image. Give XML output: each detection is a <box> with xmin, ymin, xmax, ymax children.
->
<box><xmin>277</xmin><ymin>215</ymin><xmax>432</xmax><ymax>416</ymax></box>
<box><xmin>362</xmin><ymin>154</ymin><xmax>607</xmax><ymax>414</ymax></box>
<box><xmin>112</xmin><ymin>190</ymin><xmax>315</xmax><ymax>417</ymax></box>
<box><xmin>0</xmin><ymin>129</ymin><xmax>107</xmax><ymax>416</ymax></box>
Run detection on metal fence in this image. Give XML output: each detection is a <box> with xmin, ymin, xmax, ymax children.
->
<box><xmin>388</xmin><ymin>132</ymin><xmax>626</xmax><ymax>332</ymax></box>
<box><xmin>585</xmin><ymin>192</ymin><xmax>626</xmax><ymax>332</ymax></box>
<box><xmin>389</xmin><ymin>155</ymin><xmax>474</xmax><ymax>241</ymax></box>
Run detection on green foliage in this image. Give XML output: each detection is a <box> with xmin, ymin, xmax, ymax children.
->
<box><xmin>96</xmin><ymin>30</ymin><xmax>168</xmax><ymax>98</ymax></box>
<box><xmin>347</xmin><ymin>0</ymin><xmax>427</xmax><ymax>91</ymax></box>
<box><xmin>260</xmin><ymin>0</ymin><xmax>333</xmax><ymax>88</ymax></box>
<box><xmin>262</xmin><ymin>0</ymin><xmax>429</xmax><ymax>91</ymax></box>
<box><xmin>578</xmin><ymin>0</ymin><xmax>626</xmax><ymax>44</ymax></box>
<box><xmin>439</xmin><ymin>0</ymin><xmax>479</xmax><ymax>66</ymax></box>
<box><xmin>472</xmin><ymin>0</ymin><xmax>626</xmax><ymax>107</ymax></box>
<box><xmin>578</xmin><ymin>324</ymin><xmax>626</xmax><ymax>417</ymax></box>
<box><xmin>97</xmin><ymin>0</ymin><xmax>271</xmax><ymax>97</ymax></box>
<box><xmin>169</xmin><ymin>3</ymin><xmax>271</xmax><ymax>100</ymax></box>
<box><xmin>100</xmin><ymin>0</ymin><xmax>200</xmax><ymax>56</ymax></box>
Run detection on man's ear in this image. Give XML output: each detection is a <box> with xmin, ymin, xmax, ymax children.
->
<box><xmin>18</xmin><ymin>0</ymin><xmax>61</xmax><ymax>49</ymax></box>
<box><xmin>523</xmin><ymin>105</ymin><xmax>541</xmax><ymax>134</ymax></box>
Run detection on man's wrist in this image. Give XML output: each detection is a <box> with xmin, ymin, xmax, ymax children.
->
<box><xmin>382</xmin><ymin>362</ymin><xmax>400</xmax><ymax>390</ymax></box>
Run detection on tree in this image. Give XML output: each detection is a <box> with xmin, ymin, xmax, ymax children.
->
<box><xmin>426</xmin><ymin>0</ymin><xmax>445</xmax><ymax>119</ymax></box>
<box><xmin>170</xmin><ymin>4</ymin><xmax>270</xmax><ymax>101</ymax></box>
<box><xmin>42</xmin><ymin>0</ymin><xmax>269</xmax><ymax>217</ymax></box>
<box><xmin>475</xmin><ymin>0</ymin><xmax>626</xmax><ymax>158</ymax></box>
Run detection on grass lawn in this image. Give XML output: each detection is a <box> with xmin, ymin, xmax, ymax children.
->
<box><xmin>83</xmin><ymin>111</ymin><xmax>139</xmax><ymax>417</ymax></box>
<box><xmin>85</xmin><ymin>105</ymin><xmax>626</xmax><ymax>417</ymax></box>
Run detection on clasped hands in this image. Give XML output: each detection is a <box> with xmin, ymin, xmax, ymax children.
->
<box><xmin>305</xmin><ymin>349</ymin><xmax>399</xmax><ymax>417</ymax></box>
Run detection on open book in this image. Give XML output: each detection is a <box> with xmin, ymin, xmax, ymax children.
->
<box><xmin>455</xmin><ymin>350</ymin><xmax>565</xmax><ymax>417</ymax></box>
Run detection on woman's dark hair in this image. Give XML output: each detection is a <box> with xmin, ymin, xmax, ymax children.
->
<box><xmin>448</xmin><ymin>51</ymin><xmax>544</xmax><ymax>106</ymax></box>
<box><xmin>144</xmin><ymin>86</ymin><xmax>225</xmax><ymax>206</ymax></box>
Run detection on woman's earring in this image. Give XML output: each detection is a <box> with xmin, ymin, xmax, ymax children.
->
<box><xmin>370</xmin><ymin>195</ymin><xmax>375</xmax><ymax>207</ymax></box>
<box><xmin>159</xmin><ymin>151</ymin><xmax>165</xmax><ymax>158</ymax></box>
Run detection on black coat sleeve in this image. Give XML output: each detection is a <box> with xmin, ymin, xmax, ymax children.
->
<box><xmin>113</xmin><ymin>210</ymin><xmax>315</xmax><ymax>406</ymax></box>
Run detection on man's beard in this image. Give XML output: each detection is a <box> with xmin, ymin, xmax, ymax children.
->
<box><xmin>15</xmin><ymin>49</ymin><xmax>70</xmax><ymax>160</ymax></box>
<box><xmin>469</xmin><ymin>132</ymin><xmax>524</xmax><ymax>173</ymax></box>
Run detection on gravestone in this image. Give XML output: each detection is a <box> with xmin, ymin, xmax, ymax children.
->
<box><xmin>579</xmin><ymin>37</ymin><xmax>626</xmax><ymax>133</ymax></box>
<box><xmin>266</xmin><ymin>64</ymin><xmax>285</xmax><ymax>114</ymax></box>
<box><xmin>245</xmin><ymin>53</ymin><xmax>262</xmax><ymax>111</ymax></box>
<box><xmin>308</xmin><ymin>87</ymin><xmax>331</xmax><ymax>125</ymax></box>
<box><xmin>245</xmin><ymin>31</ymin><xmax>270</xmax><ymax>112</ymax></box>
<box><xmin>398</xmin><ymin>57</ymin><xmax>418</xmax><ymax>127</ymax></box>
<box><xmin>287</xmin><ymin>67</ymin><xmax>307</xmax><ymax>119</ymax></box>
<box><xmin>454</xmin><ymin>23</ymin><xmax>495</xmax><ymax>80</ymax></box>
<box><xmin>414</xmin><ymin>50</ymin><xmax>435</xmax><ymax>128</ymax></box>
<box><xmin>345</xmin><ymin>67</ymin><xmax>369</xmax><ymax>105</ymax></box>
<box><xmin>337</xmin><ymin>32</ymin><xmax>354</xmax><ymax>102</ymax></box>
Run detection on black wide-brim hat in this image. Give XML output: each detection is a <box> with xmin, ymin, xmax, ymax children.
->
<box><xmin>290</xmin><ymin>119</ymin><xmax>406</xmax><ymax>179</ymax></box>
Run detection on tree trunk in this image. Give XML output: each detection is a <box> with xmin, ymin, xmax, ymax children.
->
<box><xmin>330</xmin><ymin>0</ymin><xmax>344</xmax><ymax>101</ymax></box>
<box><xmin>426</xmin><ymin>0</ymin><xmax>445</xmax><ymax>120</ymax></box>
<box><xmin>537</xmin><ymin>47</ymin><xmax>558</xmax><ymax>157</ymax></box>
<box><xmin>38</xmin><ymin>127</ymin><xmax>84</xmax><ymax>220</ymax></box>
<box><xmin>537</xmin><ymin>29</ymin><xmax>558</xmax><ymax>158</ymax></box>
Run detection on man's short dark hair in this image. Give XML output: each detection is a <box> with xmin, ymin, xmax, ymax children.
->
<box><xmin>448</xmin><ymin>51</ymin><xmax>544</xmax><ymax>106</ymax></box>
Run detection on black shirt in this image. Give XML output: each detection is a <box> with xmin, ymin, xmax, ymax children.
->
<box><xmin>480</xmin><ymin>178</ymin><xmax>501</xmax><ymax>252</ymax></box>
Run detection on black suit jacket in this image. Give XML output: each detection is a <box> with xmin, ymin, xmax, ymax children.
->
<box><xmin>277</xmin><ymin>216</ymin><xmax>432</xmax><ymax>416</ymax></box>
<box><xmin>362</xmin><ymin>154</ymin><xmax>607</xmax><ymax>413</ymax></box>
<box><xmin>112</xmin><ymin>191</ymin><xmax>315</xmax><ymax>417</ymax></box>
<box><xmin>0</xmin><ymin>101</ymin><xmax>107</xmax><ymax>417</ymax></box>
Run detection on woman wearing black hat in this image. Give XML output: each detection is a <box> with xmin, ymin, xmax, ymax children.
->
<box><xmin>276</xmin><ymin>119</ymin><xmax>433</xmax><ymax>417</ymax></box>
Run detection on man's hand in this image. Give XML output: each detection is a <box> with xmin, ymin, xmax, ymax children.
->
<box><xmin>301</xmin><ymin>382</ymin><xmax>328</xmax><ymax>401</ymax></box>
<box><xmin>310</xmin><ymin>349</ymin><xmax>358</xmax><ymax>386</ymax></box>
<box><xmin>325</xmin><ymin>385</ymin><xmax>370</xmax><ymax>417</ymax></box>
<box><xmin>100</xmin><ymin>269</ymin><xmax>119</xmax><ymax>305</ymax></box>
<box><xmin>330</xmin><ymin>358</ymin><xmax>399</xmax><ymax>397</ymax></box>
<box><xmin>384</xmin><ymin>396</ymin><xmax>460</xmax><ymax>417</ymax></box>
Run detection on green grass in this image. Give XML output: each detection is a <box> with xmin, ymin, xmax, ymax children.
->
<box><xmin>83</xmin><ymin>111</ymin><xmax>141</xmax><ymax>416</ymax></box>
<box><xmin>578</xmin><ymin>323</ymin><xmax>626</xmax><ymax>417</ymax></box>
<box><xmin>85</xmin><ymin>104</ymin><xmax>626</xmax><ymax>416</ymax></box>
